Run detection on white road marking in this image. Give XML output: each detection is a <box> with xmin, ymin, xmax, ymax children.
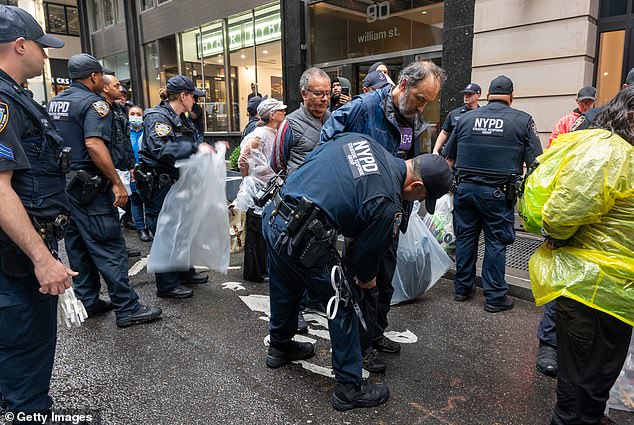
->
<box><xmin>384</xmin><ymin>329</ymin><xmax>418</xmax><ymax>344</ymax></box>
<box><xmin>227</xmin><ymin>266</ymin><xmax>242</xmax><ymax>270</ymax></box>
<box><xmin>239</xmin><ymin>294</ymin><xmax>270</xmax><ymax>317</ymax></box>
<box><xmin>222</xmin><ymin>282</ymin><xmax>246</xmax><ymax>291</ymax></box>
<box><xmin>128</xmin><ymin>256</ymin><xmax>148</xmax><ymax>276</ymax></box>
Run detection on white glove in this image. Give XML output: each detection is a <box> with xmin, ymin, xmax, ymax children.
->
<box><xmin>58</xmin><ymin>287</ymin><xmax>88</xmax><ymax>328</ymax></box>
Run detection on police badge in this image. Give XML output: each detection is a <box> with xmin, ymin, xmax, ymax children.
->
<box><xmin>0</xmin><ymin>102</ymin><xmax>8</xmax><ymax>133</ymax></box>
<box><xmin>154</xmin><ymin>122</ymin><xmax>172</xmax><ymax>137</ymax></box>
<box><xmin>91</xmin><ymin>100</ymin><xmax>110</xmax><ymax>117</ymax></box>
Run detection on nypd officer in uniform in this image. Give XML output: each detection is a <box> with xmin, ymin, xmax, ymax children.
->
<box><xmin>446</xmin><ymin>76</ymin><xmax>543</xmax><ymax>312</ymax></box>
<box><xmin>139</xmin><ymin>75</ymin><xmax>212</xmax><ymax>299</ymax></box>
<box><xmin>49</xmin><ymin>53</ymin><xmax>161</xmax><ymax>327</ymax></box>
<box><xmin>263</xmin><ymin>133</ymin><xmax>453</xmax><ymax>410</ymax></box>
<box><xmin>433</xmin><ymin>83</ymin><xmax>481</xmax><ymax>156</ymax></box>
<box><xmin>0</xmin><ymin>5</ymin><xmax>77</xmax><ymax>422</ymax></box>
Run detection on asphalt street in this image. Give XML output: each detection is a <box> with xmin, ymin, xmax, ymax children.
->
<box><xmin>6</xmin><ymin>228</ymin><xmax>633</xmax><ymax>425</ymax></box>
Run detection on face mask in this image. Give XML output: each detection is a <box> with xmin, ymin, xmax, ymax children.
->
<box><xmin>129</xmin><ymin>116</ymin><xmax>143</xmax><ymax>127</ymax></box>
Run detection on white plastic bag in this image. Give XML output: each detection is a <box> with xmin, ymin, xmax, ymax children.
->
<box><xmin>422</xmin><ymin>193</ymin><xmax>455</xmax><ymax>252</ymax></box>
<box><xmin>607</xmin><ymin>334</ymin><xmax>634</xmax><ymax>412</ymax></box>
<box><xmin>148</xmin><ymin>143</ymin><xmax>230</xmax><ymax>274</ymax></box>
<box><xmin>391</xmin><ymin>203</ymin><xmax>453</xmax><ymax>305</ymax></box>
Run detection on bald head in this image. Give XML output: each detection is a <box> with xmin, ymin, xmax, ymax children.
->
<box><xmin>102</xmin><ymin>74</ymin><xmax>121</xmax><ymax>103</ymax></box>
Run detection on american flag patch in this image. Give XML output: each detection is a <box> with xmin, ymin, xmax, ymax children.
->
<box><xmin>0</xmin><ymin>143</ymin><xmax>14</xmax><ymax>161</ymax></box>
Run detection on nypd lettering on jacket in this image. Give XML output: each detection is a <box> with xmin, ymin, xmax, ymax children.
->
<box><xmin>48</xmin><ymin>100</ymin><xmax>70</xmax><ymax>120</ymax></box>
<box><xmin>343</xmin><ymin>139</ymin><xmax>380</xmax><ymax>179</ymax></box>
<box><xmin>472</xmin><ymin>117</ymin><xmax>504</xmax><ymax>136</ymax></box>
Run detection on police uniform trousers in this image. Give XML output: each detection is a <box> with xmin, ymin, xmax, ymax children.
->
<box><xmin>537</xmin><ymin>301</ymin><xmax>557</xmax><ymax>348</ymax></box>
<box><xmin>144</xmin><ymin>183</ymin><xmax>198</xmax><ymax>292</ymax></box>
<box><xmin>452</xmin><ymin>182</ymin><xmax>515</xmax><ymax>306</ymax></box>
<box><xmin>65</xmin><ymin>192</ymin><xmax>139</xmax><ymax>315</ymax></box>
<box><xmin>243</xmin><ymin>208</ymin><xmax>267</xmax><ymax>282</ymax></box>
<box><xmin>0</xmin><ymin>274</ymin><xmax>57</xmax><ymax>417</ymax></box>
<box><xmin>263</xmin><ymin>208</ymin><xmax>362</xmax><ymax>385</ymax></box>
<box><xmin>551</xmin><ymin>297</ymin><xmax>632</xmax><ymax>425</ymax></box>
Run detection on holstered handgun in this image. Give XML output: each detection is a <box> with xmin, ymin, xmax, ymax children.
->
<box><xmin>133</xmin><ymin>164</ymin><xmax>154</xmax><ymax>200</ymax></box>
<box><xmin>67</xmin><ymin>170</ymin><xmax>103</xmax><ymax>205</ymax></box>
<box><xmin>298</xmin><ymin>219</ymin><xmax>335</xmax><ymax>267</ymax></box>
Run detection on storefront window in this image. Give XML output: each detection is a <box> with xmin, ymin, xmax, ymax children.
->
<box><xmin>601</xmin><ymin>0</ymin><xmax>627</xmax><ymax>17</ymax></box>
<box><xmin>90</xmin><ymin>0</ymin><xmax>101</xmax><ymax>31</ymax></box>
<box><xmin>144</xmin><ymin>35</ymin><xmax>179</xmax><ymax>108</ymax></box>
<box><xmin>140</xmin><ymin>0</ymin><xmax>154</xmax><ymax>11</ymax></box>
<box><xmin>179</xmin><ymin>2</ymin><xmax>282</xmax><ymax>134</ymax></box>
<box><xmin>596</xmin><ymin>30</ymin><xmax>626</xmax><ymax>105</ymax></box>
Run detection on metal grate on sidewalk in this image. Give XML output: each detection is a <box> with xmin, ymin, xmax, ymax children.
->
<box><xmin>476</xmin><ymin>233</ymin><xmax>543</xmax><ymax>272</ymax></box>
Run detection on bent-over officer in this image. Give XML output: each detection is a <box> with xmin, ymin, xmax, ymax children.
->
<box><xmin>446</xmin><ymin>75</ymin><xmax>543</xmax><ymax>312</ymax></box>
<box><xmin>0</xmin><ymin>5</ymin><xmax>77</xmax><ymax>421</ymax></box>
<box><xmin>263</xmin><ymin>133</ymin><xmax>453</xmax><ymax>411</ymax></box>
<box><xmin>138</xmin><ymin>75</ymin><xmax>212</xmax><ymax>299</ymax></box>
<box><xmin>49</xmin><ymin>53</ymin><xmax>161</xmax><ymax>328</ymax></box>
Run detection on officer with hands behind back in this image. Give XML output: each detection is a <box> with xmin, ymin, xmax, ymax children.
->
<box><xmin>263</xmin><ymin>133</ymin><xmax>453</xmax><ymax>411</ymax></box>
<box><xmin>139</xmin><ymin>75</ymin><xmax>213</xmax><ymax>299</ymax></box>
<box><xmin>0</xmin><ymin>5</ymin><xmax>77</xmax><ymax>422</ymax></box>
<box><xmin>49</xmin><ymin>53</ymin><xmax>161</xmax><ymax>328</ymax></box>
<box><xmin>446</xmin><ymin>76</ymin><xmax>543</xmax><ymax>312</ymax></box>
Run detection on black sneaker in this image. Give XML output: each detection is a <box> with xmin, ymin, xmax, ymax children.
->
<box><xmin>484</xmin><ymin>296</ymin><xmax>515</xmax><ymax>313</ymax></box>
<box><xmin>362</xmin><ymin>349</ymin><xmax>386</xmax><ymax>374</ymax></box>
<box><xmin>331</xmin><ymin>380</ymin><xmax>390</xmax><ymax>411</ymax></box>
<box><xmin>266</xmin><ymin>341</ymin><xmax>315</xmax><ymax>368</ymax></box>
<box><xmin>138</xmin><ymin>229</ymin><xmax>153</xmax><ymax>242</ymax></box>
<box><xmin>372</xmin><ymin>335</ymin><xmax>401</xmax><ymax>354</ymax></box>
<box><xmin>85</xmin><ymin>299</ymin><xmax>115</xmax><ymax>318</ymax></box>
<box><xmin>179</xmin><ymin>271</ymin><xmax>209</xmax><ymax>285</ymax></box>
<box><xmin>297</xmin><ymin>312</ymin><xmax>309</xmax><ymax>335</ymax></box>
<box><xmin>454</xmin><ymin>285</ymin><xmax>476</xmax><ymax>302</ymax></box>
<box><xmin>116</xmin><ymin>304</ymin><xmax>162</xmax><ymax>328</ymax></box>
<box><xmin>157</xmin><ymin>284</ymin><xmax>193</xmax><ymax>299</ymax></box>
<box><xmin>536</xmin><ymin>343</ymin><xmax>558</xmax><ymax>377</ymax></box>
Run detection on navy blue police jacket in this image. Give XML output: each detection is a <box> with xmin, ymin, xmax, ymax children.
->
<box><xmin>48</xmin><ymin>81</ymin><xmax>113</xmax><ymax>173</ymax></box>
<box><xmin>139</xmin><ymin>100</ymin><xmax>199</xmax><ymax>176</ymax></box>
<box><xmin>442</xmin><ymin>104</ymin><xmax>476</xmax><ymax>135</ymax></box>
<box><xmin>446</xmin><ymin>100</ymin><xmax>543</xmax><ymax>185</ymax></box>
<box><xmin>110</xmin><ymin>102</ymin><xmax>135</xmax><ymax>171</ymax></box>
<box><xmin>280</xmin><ymin>133</ymin><xmax>406</xmax><ymax>283</ymax></box>
<box><xmin>0</xmin><ymin>68</ymin><xmax>69</xmax><ymax>306</ymax></box>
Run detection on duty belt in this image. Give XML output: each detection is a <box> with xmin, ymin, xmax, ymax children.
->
<box><xmin>272</xmin><ymin>193</ymin><xmax>294</xmax><ymax>221</ymax></box>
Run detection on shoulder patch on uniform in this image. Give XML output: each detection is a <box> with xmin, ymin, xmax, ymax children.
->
<box><xmin>392</xmin><ymin>212</ymin><xmax>403</xmax><ymax>239</ymax></box>
<box><xmin>91</xmin><ymin>100</ymin><xmax>110</xmax><ymax>117</ymax></box>
<box><xmin>0</xmin><ymin>102</ymin><xmax>8</xmax><ymax>133</ymax></box>
<box><xmin>154</xmin><ymin>122</ymin><xmax>172</xmax><ymax>137</ymax></box>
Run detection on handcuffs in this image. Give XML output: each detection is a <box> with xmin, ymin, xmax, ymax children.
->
<box><xmin>326</xmin><ymin>255</ymin><xmax>367</xmax><ymax>335</ymax></box>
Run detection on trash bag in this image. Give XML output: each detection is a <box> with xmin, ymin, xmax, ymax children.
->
<box><xmin>148</xmin><ymin>144</ymin><xmax>230</xmax><ymax>274</ymax></box>
<box><xmin>608</xmin><ymin>334</ymin><xmax>634</xmax><ymax>412</ymax></box>
<box><xmin>391</xmin><ymin>202</ymin><xmax>453</xmax><ymax>305</ymax></box>
<box><xmin>422</xmin><ymin>193</ymin><xmax>455</xmax><ymax>252</ymax></box>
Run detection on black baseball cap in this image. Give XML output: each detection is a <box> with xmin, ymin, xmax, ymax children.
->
<box><xmin>412</xmin><ymin>154</ymin><xmax>454</xmax><ymax>214</ymax></box>
<box><xmin>247</xmin><ymin>95</ymin><xmax>267</xmax><ymax>116</ymax></box>
<box><xmin>363</xmin><ymin>71</ymin><xmax>390</xmax><ymax>90</ymax></box>
<box><xmin>460</xmin><ymin>83</ymin><xmax>481</xmax><ymax>94</ymax></box>
<box><xmin>167</xmin><ymin>75</ymin><xmax>204</xmax><ymax>97</ymax></box>
<box><xmin>488</xmin><ymin>76</ymin><xmax>514</xmax><ymax>95</ymax></box>
<box><xmin>577</xmin><ymin>86</ymin><xmax>596</xmax><ymax>101</ymax></box>
<box><xmin>0</xmin><ymin>5</ymin><xmax>64</xmax><ymax>48</ymax></box>
<box><xmin>68</xmin><ymin>53</ymin><xmax>105</xmax><ymax>79</ymax></box>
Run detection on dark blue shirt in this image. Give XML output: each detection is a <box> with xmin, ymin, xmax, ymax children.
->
<box><xmin>442</xmin><ymin>104</ymin><xmax>476</xmax><ymax>134</ymax></box>
<box><xmin>281</xmin><ymin>133</ymin><xmax>406</xmax><ymax>282</ymax></box>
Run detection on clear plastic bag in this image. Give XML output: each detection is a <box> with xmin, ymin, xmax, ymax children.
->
<box><xmin>391</xmin><ymin>203</ymin><xmax>454</xmax><ymax>305</ymax></box>
<box><xmin>607</xmin><ymin>334</ymin><xmax>634</xmax><ymax>412</ymax></box>
<box><xmin>148</xmin><ymin>143</ymin><xmax>230</xmax><ymax>274</ymax></box>
<box><xmin>422</xmin><ymin>193</ymin><xmax>455</xmax><ymax>252</ymax></box>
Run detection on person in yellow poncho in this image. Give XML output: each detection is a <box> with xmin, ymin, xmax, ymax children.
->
<box><xmin>525</xmin><ymin>87</ymin><xmax>634</xmax><ymax>425</ymax></box>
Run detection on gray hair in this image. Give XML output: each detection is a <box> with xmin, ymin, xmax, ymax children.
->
<box><xmin>299</xmin><ymin>67</ymin><xmax>330</xmax><ymax>91</ymax></box>
<box><xmin>397</xmin><ymin>60</ymin><xmax>446</xmax><ymax>90</ymax></box>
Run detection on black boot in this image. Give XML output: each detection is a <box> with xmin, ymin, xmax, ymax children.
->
<box><xmin>331</xmin><ymin>380</ymin><xmax>390</xmax><ymax>411</ymax></box>
<box><xmin>138</xmin><ymin>228</ymin><xmax>152</xmax><ymax>242</ymax></box>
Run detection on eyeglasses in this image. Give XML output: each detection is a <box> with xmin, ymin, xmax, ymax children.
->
<box><xmin>305</xmin><ymin>88</ymin><xmax>331</xmax><ymax>98</ymax></box>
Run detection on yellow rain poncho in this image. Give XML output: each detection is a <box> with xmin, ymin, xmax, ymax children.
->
<box><xmin>519</xmin><ymin>129</ymin><xmax>634</xmax><ymax>325</ymax></box>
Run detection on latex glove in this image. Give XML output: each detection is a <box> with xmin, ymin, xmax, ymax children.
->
<box><xmin>58</xmin><ymin>287</ymin><xmax>88</xmax><ymax>328</ymax></box>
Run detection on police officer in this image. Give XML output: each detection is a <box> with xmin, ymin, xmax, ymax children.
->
<box><xmin>0</xmin><ymin>6</ymin><xmax>77</xmax><ymax>422</ymax></box>
<box><xmin>139</xmin><ymin>75</ymin><xmax>212</xmax><ymax>299</ymax></box>
<box><xmin>263</xmin><ymin>133</ymin><xmax>453</xmax><ymax>410</ymax></box>
<box><xmin>432</xmin><ymin>83</ymin><xmax>481</xmax><ymax>155</ymax></box>
<box><xmin>49</xmin><ymin>53</ymin><xmax>161</xmax><ymax>327</ymax></box>
<box><xmin>446</xmin><ymin>75</ymin><xmax>543</xmax><ymax>312</ymax></box>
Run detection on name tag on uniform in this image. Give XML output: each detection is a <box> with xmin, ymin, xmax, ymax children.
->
<box><xmin>343</xmin><ymin>139</ymin><xmax>380</xmax><ymax>179</ymax></box>
<box><xmin>398</xmin><ymin>127</ymin><xmax>412</xmax><ymax>151</ymax></box>
<box><xmin>471</xmin><ymin>117</ymin><xmax>504</xmax><ymax>136</ymax></box>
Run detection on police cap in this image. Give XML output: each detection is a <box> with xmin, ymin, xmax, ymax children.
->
<box><xmin>0</xmin><ymin>5</ymin><xmax>64</xmax><ymax>48</ymax></box>
<box><xmin>488</xmin><ymin>76</ymin><xmax>514</xmax><ymax>95</ymax></box>
<box><xmin>247</xmin><ymin>95</ymin><xmax>267</xmax><ymax>116</ymax></box>
<box><xmin>68</xmin><ymin>53</ymin><xmax>105</xmax><ymax>79</ymax></box>
<box><xmin>166</xmin><ymin>75</ymin><xmax>204</xmax><ymax>97</ymax></box>
<box><xmin>363</xmin><ymin>71</ymin><xmax>390</xmax><ymax>90</ymax></box>
<box><xmin>460</xmin><ymin>83</ymin><xmax>481</xmax><ymax>95</ymax></box>
<box><xmin>412</xmin><ymin>154</ymin><xmax>453</xmax><ymax>214</ymax></box>
<box><xmin>577</xmin><ymin>86</ymin><xmax>596</xmax><ymax>101</ymax></box>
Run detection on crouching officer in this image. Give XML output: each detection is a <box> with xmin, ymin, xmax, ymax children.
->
<box><xmin>0</xmin><ymin>6</ymin><xmax>77</xmax><ymax>422</ymax></box>
<box><xmin>446</xmin><ymin>76</ymin><xmax>543</xmax><ymax>312</ymax></box>
<box><xmin>262</xmin><ymin>132</ymin><xmax>452</xmax><ymax>411</ymax></box>
<box><xmin>138</xmin><ymin>75</ymin><xmax>211</xmax><ymax>299</ymax></box>
<box><xmin>49</xmin><ymin>53</ymin><xmax>161</xmax><ymax>327</ymax></box>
